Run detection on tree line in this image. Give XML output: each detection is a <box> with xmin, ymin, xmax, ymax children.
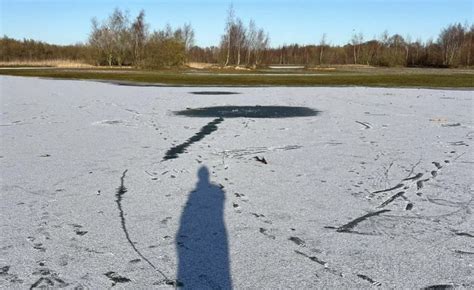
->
<box><xmin>262</xmin><ymin>24</ymin><xmax>473</xmax><ymax>67</ymax></box>
<box><xmin>0</xmin><ymin>36</ymin><xmax>93</xmax><ymax>63</ymax></box>
<box><xmin>1</xmin><ymin>7</ymin><xmax>472</xmax><ymax>68</ymax></box>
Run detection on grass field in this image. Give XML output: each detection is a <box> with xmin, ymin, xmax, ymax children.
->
<box><xmin>0</xmin><ymin>66</ymin><xmax>472</xmax><ymax>88</ymax></box>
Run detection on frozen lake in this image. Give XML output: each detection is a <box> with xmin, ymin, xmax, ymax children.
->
<box><xmin>0</xmin><ymin>76</ymin><xmax>473</xmax><ymax>288</ymax></box>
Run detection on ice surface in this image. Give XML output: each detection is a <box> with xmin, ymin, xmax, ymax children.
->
<box><xmin>0</xmin><ymin>76</ymin><xmax>473</xmax><ymax>288</ymax></box>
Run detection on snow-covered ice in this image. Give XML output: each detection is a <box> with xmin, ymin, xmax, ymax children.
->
<box><xmin>0</xmin><ymin>76</ymin><xmax>473</xmax><ymax>288</ymax></box>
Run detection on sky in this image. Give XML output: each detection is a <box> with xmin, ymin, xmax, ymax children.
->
<box><xmin>0</xmin><ymin>0</ymin><xmax>472</xmax><ymax>47</ymax></box>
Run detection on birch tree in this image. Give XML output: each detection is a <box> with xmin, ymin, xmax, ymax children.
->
<box><xmin>89</xmin><ymin>17</ymin><xmax>114</xmax><ymax>66</ymax></box>
<box><xmin>223</xmin><ymin>4</ymin><xmax>235</xmax><ymax>66</ymax></box>
<box><xmin>351</xmin><ymin>32</ymin><xmax>363</xmax><ymax>64</ymax></box>
<box><xmin>246</xmin><ymin>20</ymin><xmax>257</xmax><ymax>66</ymax></box>
<box><xmin>109</xmin><ymin>8</ymin><xmax>131</xmax><ymax>66</ymax></box>
<box><xmin>255</xmin><ymin>29</ymin><xmax>269</xmax><ymax>66</ymax></box>
<box><xmin>234</xmin><ymin>18</ymin><xmax>246</xmax><ymax>66</ymax></box>
<box><xmin>131</xmin><ymin>10</ymin><xmax>147</xmax><ymax>66</ymax></box>
<box><xmin>438</xmin><ymin>23</ymin><xmax>465</xmax><ymax>66</ymax></box>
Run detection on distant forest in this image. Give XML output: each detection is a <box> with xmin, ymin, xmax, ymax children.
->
<box><xmin>1</xmin><ymin>7</ymin><xmax>472</xmax><ymax>68</ymax></box>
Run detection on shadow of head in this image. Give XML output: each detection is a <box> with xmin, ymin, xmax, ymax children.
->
<box><xmin>195</xmin><ymin>166</ymin><xmax>224</xmax><ymax>199</ymax></box>
<box><xmin>198</xmin><ymin>166</ymin><xmax>210</xmax><ymax>183</ymax></box>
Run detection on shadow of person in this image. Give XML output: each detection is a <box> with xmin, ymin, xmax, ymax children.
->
<box><xmin>176</xmin><ymin>166</ymin><xmax>232</xmax><ymax>289</ymax></box>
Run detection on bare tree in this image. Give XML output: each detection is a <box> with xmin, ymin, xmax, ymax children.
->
<box><xmin>164</xmin><ymin>24</ymin><xmax>174</xmax><ymax>38</ymax></box>
<box><xmin>404</xmin><ymin>35</ymin><xmax>412</xmax><ymax>66</ymax></box>
<box><xmin>108</xmin><ymin>8</ymin><xmax>131</xmax><ymax>66</ymax></box>
<box><xmin>319</xmin><ymin>33</ymin><xmax>327</xmax><ymax>65</ymax></box>
<box><xmin>389</xmin><ymin>34</ymin><xmax>406</xmax><ymax>66</ymax></box>
<box><xmin>246</xmin><ymin>20</ymin><xmax>257</xmax><ymax>66</ymax></box>
<box><xmin>223</xmin><ymin>4</ymin><xmax>235</xmax><ymax>66</ymax></box>
<box><xmin>412</xmin><ymin>38</ymin><xmax>423</xmax><ymax>66</ymax></box>
<box><xmin>234</xmin><ymin>18</ymin><xmax>246</xmax><ymax>66</ymax></box>
<box><xmin>351</xmin><ymin>32</ymin><xmax>363</xmax><ymax>64</ymax></box>
<box><xmin>182</xmin><ymin>23</ymin><xmax>195</xmax><ymax>54</ymax></box>
<box><xmin>89</xmin><ymin>17</ymin><xmax>114</xmax><ymax>66</ymax></box>
<box><xmin>131</xmin><ymin>10</ymin><xmax>147</xmax><ymax>66</ymax></box>
<box><xmin>255</xmin><ymin>29</ymin><xmax>269</xmax><ymax>66</ymax></box>
<box><xmin>438</xmin><ymin>23</ymin><xmax>465</xmax><ymax>66</ymax></box>
<box><xmin>89</xmin><ymin>17</ymin><xmax>103</xmax><ymax>65</ymax></box>
<box><xmin>467</xmin><ymin>24</ymin><xmax>474</xmax><ymax>66</ymax></box>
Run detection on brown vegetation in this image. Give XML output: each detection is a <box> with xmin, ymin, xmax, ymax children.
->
<box><xmin>0</xmin><ymin>60</ymin><xmax>94</xmax><ymax>68</ymax></box>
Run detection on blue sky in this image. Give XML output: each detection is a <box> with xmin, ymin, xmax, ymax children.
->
<box><xmin>0</xmin><ymin>0</ymin><xmax>472</xmax><ymax>47</ymax></box>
